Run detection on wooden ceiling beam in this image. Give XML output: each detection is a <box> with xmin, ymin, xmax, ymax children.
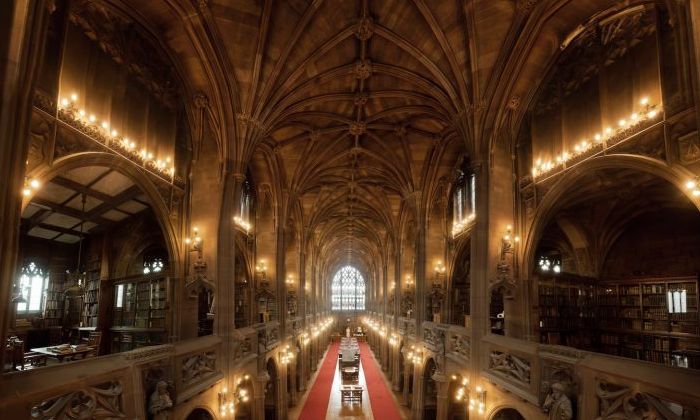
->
<box><xmin>51</xmin><ymin>176</ymin><xmax>117</xmax><ymax>203</ymax></box>
<box><xmin>31</xmin><ymin>197</ymin><xmax>114</xmax><ymax>226</ymax></box>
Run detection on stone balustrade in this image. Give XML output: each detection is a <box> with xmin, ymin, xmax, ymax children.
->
<box><xmin>0</xmin><ymin>335</ymin><xmax>222</xmax><ymax>418</ymax></box>
<box><xmin>481</xmin><ymin>334</ymin><xmax>700</xmax><ymax>418</ymax></box>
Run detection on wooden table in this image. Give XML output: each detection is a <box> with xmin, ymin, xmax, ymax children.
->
<box><xmin>341</xmin><ymin>367</ymin><xmax>359</xmax><ymax>382</ymax></box>
<box><xmin>340</xmin><ymin>385</ymin><xmax>363</xmax><ymax>403</ymax></box>
<box><xmin>30</xmin><ymin>346</ymin><xmax>95</xmax><ymax>362</ymax></box>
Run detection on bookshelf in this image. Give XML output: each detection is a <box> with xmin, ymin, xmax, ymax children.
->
<box><xmin>111</xmin><ymin>272</ymin><xmax>169</xmax><ymax>353</ymax></box>
<box><xmin>81</xmin><ymin>260</ymin><xmax>101</xmax><ymax>328</ymax></box>
<box><xmin>537</xmin><ymin>274</ymin><xmax>596</xmax><ymax>349</ymax></box>
<box><xmin>597</xmin><ymin>277</ymin><xmax>699</xmax><ymax>369</ymax></box>
<box><xmin>537</xmin><ymin>275</ymin><xmax>700</xmax><ymax>369</ymax></box>
<box><xmin>44</xmin><ymin>262</ymin><xmax>65</xmax><ymax>327</ymax></box>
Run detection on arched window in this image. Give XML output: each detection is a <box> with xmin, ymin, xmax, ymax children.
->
<box><xmin>331</xmin><ymin>266</ymin><xmax>366</xmax><ymax>311</ymax></box>
<box><xmin>16</xmin><ymin>262</ymin><xmax>49</xmax><ymax>313</ymax></box>
<box><xmin>452</xmin><ymin>164</ymin><xmax>476</xmax><ymax>236</ymax></box>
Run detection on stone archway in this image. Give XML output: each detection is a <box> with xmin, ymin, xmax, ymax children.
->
<box><xmin>185</xmin><ymin>407</ymin><xmax>215</xmax><ymax>420</ymax></box>
<box><xmin>490</xmin><ymin>407</ymin><xmax>525</xmax><ymax>420</ymax></box>
<box><xmin>522</xmin><ymin>154</ymin><xmax>700</xmax><ymax>277</ymax></box>
<box><xmin>422</xmin><ymin>358</ymin><xmax>438</xmax><ymax>419</ymax></box>
<box><xmin>265</xmin><ymin>358</ymin><xmax>279</xmax><ymax>420</ymax></box>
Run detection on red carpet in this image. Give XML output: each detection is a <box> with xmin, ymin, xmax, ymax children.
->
<box><xmin>359</xmin><ymin>341</ymin><xmax>402</xmax><ymax>420</ymax></box>
<box><xmin>298</xmin><ymin>341</ymin><xmax>340</xmax><ymax>420</ymax></box>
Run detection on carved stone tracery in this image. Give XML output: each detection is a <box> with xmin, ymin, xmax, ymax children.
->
<box><xmin>181</xmin><ymin>351</ymin><xmax>216</xmax><ymax>386</ymax></box>
<box><xmin>30</xmin><ymin>381</ymin><xmax>126</xmax><ymax>419</ymax></box>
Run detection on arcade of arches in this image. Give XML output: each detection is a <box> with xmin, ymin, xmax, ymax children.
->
<box><xmin>2</xmin><ymin>1</ymin><xmax>700</xmax><ymax>419</ymax></box>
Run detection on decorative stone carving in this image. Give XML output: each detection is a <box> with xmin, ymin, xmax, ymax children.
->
<box><xmin>450</xmin><ymin>333</ymin><xmax>470</xmax><ymax>360</ymax></box>
<box><xmin>186</xmin><ymin>256</ymin><xmax>215</xmax><ymax>300</ymax></box>
<box><xmin>543</xmin><ymin>382</ymin><xmax>573</xmax><ymax>420</ymax></box>
<box><xmin>33</xmin><ymin>89</ymin><xmax>55</xmax><ymax>113</ymax></box>
<box><xmin>30</xmin><ymin>381</ymin><xmax>125</xmax><ymax>419</ymax></box>
<box><xmin>352</xmin><ymin>59</ymin><xmax>373</xmax><ymax>80</ymax></box>
<box><xmin>595</xmin><ymin>379</ymin><xmax>695</xmax><ymax>419</ymax></box>
<box><xmin>354</xmin><ymin>92</ymin><xmax>369</xmax><ymax>107</ymax></box>
<box><xmin>678</xmin><ymin>131</ymin><xmax>700</xmax><ymax>164</ymax></box>
<box><xmin>149</xmin><ymin>380</ymin><xmax>174</xmax><ymax>420</ymax></box>
<box><xmin>355</xmin><ymin>16</ymin><xmax>374</xmax><ymax>41</ymax></box>
<box><xmin>69</xmin><ymin>0</ymin><xmax>180</xmax><ymax>108</ymax></box>
<box><xmin>349</xmin><ymin>121</ymin><xmax>367</xmax><ymax>136</ymax></box>
<box><xmin>182</xmin><ymin>351</ymin><xmax>216</xmax><ymax>386</ymax></box>
<box><xmin>427</xmin><ymin>283</ymin><xmax>445</xmax><ymax>319</ymax></box>
<box><xmin>493</xmin><ymin>234</ymin><xmax>517</xmax><ymax>297</ymax></box>
<box><xmin>401</xmin><ymin>291</ymin><xmax>414</xmax><ymax>317</ymax></box>
<box><xmin>489</xmin><ymin>351</ymin><xmax>531</xmax><ymax>385</ymax></box>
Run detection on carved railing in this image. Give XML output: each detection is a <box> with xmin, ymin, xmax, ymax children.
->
<box><xmin>446</xmin><ymin>324</ymin><xmax>470</xmax><ymax>363</ymax></box>
<box><xmin>0</xmin><ymin>335</ymin><xmax>222</xmax><ymax>418</ymax></box>
<box><xmin>253</xmin><ymin>321</ymin><xmax>280</xmax><ymax>352</ymax></box>
<box><xmin>482</xmin><ymin>334</ymin><xmax>700</xmax><ymax>418</ymax></box>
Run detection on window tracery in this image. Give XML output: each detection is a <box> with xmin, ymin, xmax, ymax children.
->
<box><xmin>331</xmin><ymin>266</ymin><xmax>366</xmax><ymax>311</ymax></box>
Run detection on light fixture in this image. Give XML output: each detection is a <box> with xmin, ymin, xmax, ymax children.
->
<box><xmin>452</xmin><ymin>212</ymin><xmax>476</xmax><ymax>237</ymax></box>
<box><xmin>531</xmin><ymin>95</ymin><xmax>661</xmax><ymax>178</ymax></box>
<box><xmin>22</xmin><ymin>178</ymin><xmax>41</xmax><ymax>197</ymax></box>
<box><xmin>685</xmin><ymin>177</ymin><xmax>700</xmax><ymax>198</ymax></box>
<box><xmin>233</xmin><ymin>215</ymin><xmax>252</xmax><ymax>232</ymax></box>
<box><xmin>538</xmin><ymin>256</ymin><xmax>561</xmax><ymax>274</ymax></box>
<box><xmin>57</xmin><ymin>94</ymin><xmax>176</xmax><ymax>179</ymax></box>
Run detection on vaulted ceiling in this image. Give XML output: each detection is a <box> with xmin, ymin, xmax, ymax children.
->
<box><xmin>96</xmin><ymin>0</ymin><xmax>632</xmax><ymax>278</ymax></box>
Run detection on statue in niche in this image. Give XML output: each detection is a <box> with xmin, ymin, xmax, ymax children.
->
<box><xmin>149</xmin><ymin>381</ymin><xmax>173</xmax><ymax>420</ymax></box>
<box><xmin>543</xmin><ymin>382</ymin><xmax>573</xmax><ymax>420</ymax></box>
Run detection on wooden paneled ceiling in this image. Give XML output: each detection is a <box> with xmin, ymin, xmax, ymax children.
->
<box><xmin>21</xmin><ymin>166</ymin><xmax>150</xmax><ymax>244</ymax></box>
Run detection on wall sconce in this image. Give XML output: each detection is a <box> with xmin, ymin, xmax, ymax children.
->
<box><xmin>685</xmin><ymin>177</ymin><xmax>700</xmax><ymax>197</ymax></box>
<box><xmin>405</xmin><ymin>274</ymin><xmax>415</xmax><ymax>288</ymax></box>
<box><xmin>452</xmin><ymin>373</ymin><xmax>470</xmax><ymax>402</ymax></box>
<box><xmin>219</xmin><ymin>386</ymin><xmax>235</xmax><ymax>417</ymax></box>
<box><xmin>255</xmin><ymin>260</ymin><xmax>268</xmax><ymax>282</ymax></box>
<box><xmin>22</xmin><ymin>178</ymin><xmax>41</xmax><ymax>197</ymax></box>
<box><xmin>301</xmin><ymin>332</ymin><xmax>311</xmax><ymax>346</ymax></box>
<box><xmin>469</xmin><ymin>385</ymin><xmax>487</xmax><ymax>415</ymax></box>
<box><xmin>285</xmin><ymin>274</ymin><xmax>295</xmax><ymax>287</ymax></box>
<box><xmin>280</xmin><ymin>345</ymin><xmax>295</xmax><ymax>365</ymax></box>
<box><xmin>407</xmin><ymin>345</ymin><xmax>423</xmax><ymax>364</ymax></box>
<box><xmin>503</xmin><ymin>225</ymin><xmax>520</xmax><ymax>245</ymax></box>
<box><xmin>185</xmin><ymin>226</ymin><xmax>203</xmax><ymax>254</ymax></box>
<box><xmin>434</xmin><ymin>261</ymin><xmax>446</xmax><ymax>274</ymax></box>
<box><xmin>388</xmin><ymin>333</ymin><xmax>399</xmax><ymax>347</ymax></box>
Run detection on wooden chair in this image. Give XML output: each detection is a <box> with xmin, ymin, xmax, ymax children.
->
<box><xmin>83</xmin><ymin>332</ymin><xmax>102</xmax><ymax>356</ymax></box>
<box><xmin>9</xmin><ymin>340</ymin><xmax>46</xmax><ymax>370</ymax></box>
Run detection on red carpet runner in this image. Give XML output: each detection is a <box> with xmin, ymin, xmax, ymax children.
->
<box><xmin>298</xmin><ymin>342</ymin><xmax>340</xmax><ymax>420</ymax></box>
<box><xmin>359</xmin><ymin>341</ymin><xmax>402</xmax><ymax>420</ymax></box>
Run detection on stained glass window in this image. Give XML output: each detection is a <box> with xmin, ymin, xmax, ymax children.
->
<box><xmin>331</xmin><ymin>266</ymin><xmax>366</xmax><ymax>311</ymax></box>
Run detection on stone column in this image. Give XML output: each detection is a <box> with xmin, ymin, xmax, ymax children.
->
<box><xmin>412</xmin><ymin>362</ymin><xmax>425</xmax><ymax>420</ymax></box>
<box><xmin>433</xmin><ymin>372</ymin><xmax>450</xmax><ymax>420</ymax></box>
<box><xmin>253</xmin><ymin>371</ymin><xmax>270</xmax><ymax>420</ymax></box>
<box><xmin>402</xmin><ymin>360</ymin><xmax>412</xmax><ymax>406</ymax></box>
<box><xmin>0</xmin><ymin>0</ymin><xmax>53</xmax><ymax>365</ymax></box>
<box><xmin>392</xmin><ymin>345</ymin><xmax>402</xmax><ymax>391</ymax></box>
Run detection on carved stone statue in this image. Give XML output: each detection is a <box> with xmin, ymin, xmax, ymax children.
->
<box><xmin>543</xmin><ymin>382</ymin><xmax>573</xmax><ymax>420</ymax></box>
<box><xmin>149</xmin><ymin>381</ymin><xmax>173</xmax><ymax>420</ymax></box>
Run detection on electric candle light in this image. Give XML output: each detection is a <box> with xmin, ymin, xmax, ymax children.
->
<box><xmin>57</xmin><ymin>95</ymin><xmax>177</xmax><ymax>180</ymax></box>
<box><xmin>531</xmin><ymin>96</ymin><xmax>662</xmax><ymax>179</ymax></box>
